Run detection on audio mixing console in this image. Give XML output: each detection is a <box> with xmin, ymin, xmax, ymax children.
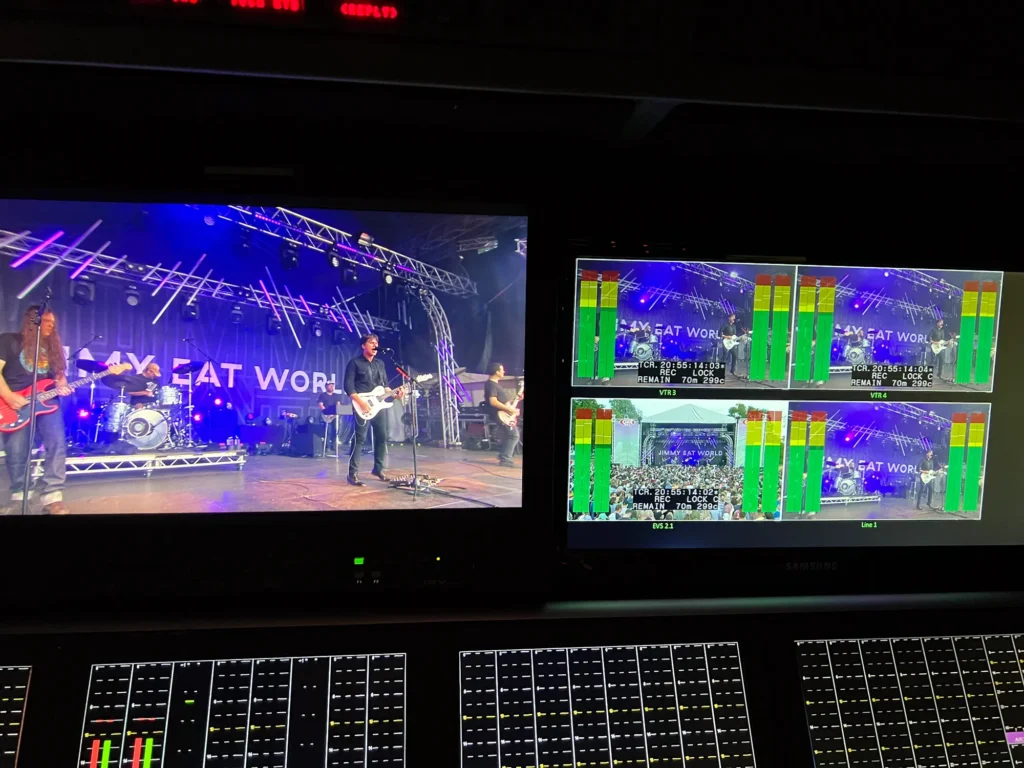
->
<box><xmin>0</xmin><ymin>667</ymin><xmax>30</xmax><ymax>768</ymax></box>
<box><xmin>798</xmin><ymin>634</ymin><xmax>1024</xmax><ymax>768</ymax></box>
<box><xmin>78</xmin><ymin>654</ymin><xmax>406</xmax><ymax>768</ymax></box>
<box><xmin>459</xmin><ymin>643</ymin><xmax>757</xmax><ymax>768</ymax></box>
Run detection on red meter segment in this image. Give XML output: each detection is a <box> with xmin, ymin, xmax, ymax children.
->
<box><xmin>340</xmin><ymin>3</ymin><xmax>398</xmax><ymax>20</ymax></box>
<box><xmin>230</xmin><ymin>0</ymin><xmax>304</xmax><ymax>10</ymax></box>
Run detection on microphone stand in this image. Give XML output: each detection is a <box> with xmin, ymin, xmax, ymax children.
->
<box><xmin>21</xmin><ymin>289</ymin><xmax>52</xmax><ymax>516</ymax></box>
<box><xmin>183</xmin><ymin>337</ymin><xmax>219</xmax><ymax>448</ymax></box>
<box><xmin>68</xmin><ymin>333</ymin><xmax>101</xmax><ymax>408</ymax></box>
<box><xmin>394</xmin><ymin>362</ymin><xmax>422</xmax><ymax>498</ymax></box>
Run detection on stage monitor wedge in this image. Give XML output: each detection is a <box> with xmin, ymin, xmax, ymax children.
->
<box><xmin>0</xmin><ymin>198</ymin><xmax>527</xmax><ymax>517</ymax></box>
<box><xmin>459</xmin><ymin>643</ymin><xmax>757</xmax><ymax>768</ymax></box>
<box><xmin>797</xmin><ymin>634</ymin><xmax>1024</xmax><ymax>768</ymax></box>
<box><xmin>0</xmin><ymin>666</ymin><xmax>30</xmax><ymax>768</ymax></box>
<box><xmin>79</xmin><ymin>654</ymin><xmax>407</xmax><ymax>768</ymax></box>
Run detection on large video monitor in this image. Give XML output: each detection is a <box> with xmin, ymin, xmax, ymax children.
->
<box><xmin>0</xmin><ymin>200</ymin><xmax>526</xmax><ymax>516</ymax></box>
<box><xmin>566</xmin><ymin>255</ymin><xmax>1020</xmax><ymax>551</ymax></box>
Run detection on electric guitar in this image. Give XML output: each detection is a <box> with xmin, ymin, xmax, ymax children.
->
<box><xmin>0</xmin><ymin>363</ymin><xmax>132</xmax><ymax>433</ymax></box>
<box><xmin>929</xmin><ymin>335</ymin><xmax>959</xmax><ymax>355</ymax></box>
<box><xmin>353</xmin><ymin>385</ymin><xmax>407</xmax><ymax>422</ymax></box>
<box><xmin>497</xmin><ymin>381</ymin><xmax>526</xmax><ymax>427</ymax></box>
<box><xmin>722</xmin><ymin>332</ymin><xmax>750</xmax><ymax>351</ymax></box>
<box><xmin>919</xmin><ymin>466</ymin><xmax>947</xmax><ymax>485</ymax></box>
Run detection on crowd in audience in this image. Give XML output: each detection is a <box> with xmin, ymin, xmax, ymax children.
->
<box><xmin>568</xmin><ymin>459</ymin><xmax>782</xmax><ymax>521</ymax></box>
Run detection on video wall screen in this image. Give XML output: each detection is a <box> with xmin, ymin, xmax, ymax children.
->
<box><xmin>0</xmin><ymin>666</ymin><xmax>29</xmax><ymax>768</ymax></box>
<box><xmin>566</xmin><ymin>253</ymin><xmax>1018</xmax><ymax>551</ymax></box>
<box><xmin>80</xmin><ymin>654</ymin><xmax>406</xmax><ymax>768</ymax></box>
<box><xmin>459</xmin><ymin>643</ymin><xmax>756</xmax><ymax>768</ymax></box>
<box><xmin>797</xmin><ymin>635</ymin><xmax>1024</xmax><ymax>768</ymax></box>
<box><xmin>572</xmin><ymin>261</ymin><xmax>1002</xmax><ymax>393</ymax></box>
<box><xmin>0</xmin><ymin>200</ymin><xmax>527</xmax><ymax>515</ymax></box>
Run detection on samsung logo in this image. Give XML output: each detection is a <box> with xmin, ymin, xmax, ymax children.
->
<box><xmin>785</xmin><ymin>561</ymin><xmax>839</xmax><ymax>572</ymax></box>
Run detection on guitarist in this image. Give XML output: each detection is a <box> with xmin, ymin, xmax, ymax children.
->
<box><xmin>344</xmin><ymin>334</ymin><xmax>402</xmax><ymax>485</ymax></box>
<box><xmin>484</xmin><ymin>363</ymin><xmax>521</xmax><ymax>468</ymax></box>
<box><xmin>927</xmin><ymin>318</ymin><xmax>950</xmax><ymax>381</ymax></box>
<box><xmin>916</xmin><ymin>449</ymin><xmax>940</xmax><ymax>510</ymax></box>
<box><xmin>719</xmin><ymin>313</ymin><xmax>743</xmax><ymax>377</ymax></box>
<box><xmin>0</xmin><ymin>306</ymin><xmax>72</xmax><ymax>515</ymax></box>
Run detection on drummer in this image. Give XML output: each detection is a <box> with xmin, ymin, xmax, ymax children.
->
<box><xmin>109</xmin><ymin>362</ymin><xmax>162</xmax><ymax>409</ymax></box>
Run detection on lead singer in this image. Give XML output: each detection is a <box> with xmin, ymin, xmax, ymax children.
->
<box><xmin>345</xmin><ymin>334</ymin><xmax>403</xmax><ymax>486</ymax></box>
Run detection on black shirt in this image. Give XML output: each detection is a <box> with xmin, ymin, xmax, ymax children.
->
<box><xmin>0</xmin><ymin>332</ymin><xmax>53</xmax><ymax>392</ymax></box>
<box><xmin>318</xmin><ymin>390</ymin><xmax>345</xmax><ymax>411</ymax></box>
<box><xmin>344</xmin><ymin>354</ymin><xmax>388</xmax><ymax>396</ymax></box>
<box><xmin>719</xmin><ymin>322</ymin><xmax>738</xmax><ymax>338</ymax></box>
<box><xmin>484</xmin><ymin>379</ymin><xmax>511</xmax><ymax>420</ymax></box>
<box><xmin>918</xmin><ymin>457</ymin><xmax>935</xmax><ymax>472</ymax></box>
<box><xmin>929</xmin><ymin>325</ymin><xmax>946</xmax><ymax>343</ymax></box>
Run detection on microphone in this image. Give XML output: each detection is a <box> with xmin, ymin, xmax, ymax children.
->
<box><xmin>380</xmin><ymin>347</ymin><xmax>395</xmax><ymax>354</ymax></box>
<box><xmin>95</xmin><ymin>334</ymin><xmax>103</xmax><ymax>340</ymax></box>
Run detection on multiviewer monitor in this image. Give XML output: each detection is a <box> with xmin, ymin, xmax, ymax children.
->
<box><xmin>0</xmin><ymin>199</ymin><xmax>526</xmax><ymax>516</ymax></box>
<box><xmin>567</xmin><ymin>257</ymin><xmax>1018</xmax><ymax>550</ymax></box>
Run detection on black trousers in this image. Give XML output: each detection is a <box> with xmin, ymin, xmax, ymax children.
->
<box><xmin>927</xmin><ymin>348</ymin><xmax>945</xmax><ymax>380</ymax></box>
<box><xmin>349</xmin><ymin>411</ymin><xmax>388</xmax><ymax>477</ymax></box>
<box><xmin>916</xmin><ymin>479</ymin><xmax>934</xmax><ymax>508</ymax></box>
<box><xmin>723</xmin><ymin>344</ymin><xmax>738</xmax><ymax>374</ymax></box>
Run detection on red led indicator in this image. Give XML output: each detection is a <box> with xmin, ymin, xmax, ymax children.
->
<box><xmin>172</xmin><ymin>0</ymin><xmax>201</xmax><ymax>4</ymax></box>
<box><xmin>230</xmin><ymin>0</ymin><xmax>303</xmax><ymax>10</ymax></box>
<box><xmin>340</xmin><ymin>3</ymin><xmax>398</xmax><ymax>19</ymax></box>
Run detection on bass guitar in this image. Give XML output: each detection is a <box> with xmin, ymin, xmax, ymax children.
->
<box><xmin>497</xmin><ymin>381</ymin><xmax>526</xmax><ymax>427</ymax></box>
<box><xmin>0</xmin><ymin>363</ymin><xmax>132</xmax><ymax>433</ymax></box>
<box><xmin>353</xmin><ymin>385</ymin><xmax>406</xmax><ymax>422</ymax></box>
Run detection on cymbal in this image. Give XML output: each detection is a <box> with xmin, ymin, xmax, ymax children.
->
<box><xmin>172</xmin><ymin>361</ymin><xmax>205</xmax><ymax>375</ymax></box>
<box><xmin>76</xmin><ymin>360</ymin><xmax>109</xmax><ymax>374</ymax></box>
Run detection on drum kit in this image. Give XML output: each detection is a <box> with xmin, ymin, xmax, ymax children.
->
<box><xmin>823</xmin><ymin>458</ymin><xmax>867</xmax><ymax>497</ymax></box>
<box><xmin>620</xmin><ymin>323</ymin><xmax>662</xmax><ymax>362</ymax></box>
<box><xmin>82</xmin><ymin>360</ymin><xmax>205</xmax><ymax>451</ymax></box>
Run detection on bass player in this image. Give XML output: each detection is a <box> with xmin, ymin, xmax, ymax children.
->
<box><xmin>484</xmin><ymin>362</ymin><xmax>522</xmax><ymax>468</ymax></box>
<box><xmin>344</xmin><ymin>334</ymin><xmax>403</xmax><ymax>486</ymax></box>
<box><xmin>0</xmin><ymin>306</ymin><xmax>72</xmax><ymax>515</ymax></box>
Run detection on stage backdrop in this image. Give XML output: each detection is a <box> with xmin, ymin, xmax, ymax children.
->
<box><xmin>0</xmin><ymin>262</ymin><xmax>408</xmax><ymax>443</ymax></box>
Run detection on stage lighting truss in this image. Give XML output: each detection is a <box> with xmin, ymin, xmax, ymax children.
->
<box><xmin>515</xmin><ymin>238</ymin><xmax>527</xmax><ymax>258</ymax></box>
<box><xmin>0</xmin><ymin>229</ymin><xmax>399</xmax><ymax>339</ymax></box>
<box><xmin>218</xmin><ymin>206</ymin><xmax>479</xmax><ymax>297</ymax></box>
<box><xmin>801</xmin><ymin>407</ymin><xmax>936</xmax><ymax>452</ymax></box>
<box><xmin>416</xmin><ymin>287</ymin><xmax>469</xmax><ymax>448</ymax></box>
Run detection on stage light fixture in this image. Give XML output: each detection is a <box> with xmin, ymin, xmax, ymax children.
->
<box><xmin>280</xmin><ymin>241</ymin><xmax>299</xmax><ymax>270</ymax></box>
<box><xmin>229</xmin><ymin>304</ymin><xmax>244</xmax><ymax>324</ymax></box>
<box><xmin>71</xmin><ymin>278</ymin><xmax>95</xmax><ymax>306</ymax></box>
<box><xmin>342</xmin><ymin>267</ymin><xmax>359</xmax><ymax>287</ymax></box>
<box><xmin>214</xmin><ymin>397</ymin><xmax>223</xmax><ymax>406</ymax></box>
<box><xmin>181</xmin><ymin>301</ymin><xmax>199</xmax><ymax>321</ymax></box>
<box><xmin>267</xmin><ymin>313</ymin><xmax>282</xmax><ymax>335</ymax></box>
<box><xmin>77</xmin><ymin>409</ymin><xmax>90</xmax><ymax>420</ymax></box>
<box><xmin>325</xmin><ymin>243</ymin><xmax>341</xmax><ymax>269</ymax></box>
<box><xmin>240</xmin><ymin>229</ymin><xmax>253</xmax><ymax>249</ymax></box>
<box><xmin>263</xmin><ymin>416</ymin><xmax>272</xmax><ymax>426</ymax></box>
<box><xmin>246</xmin><ymin>412</ymin><xmax>256</xmax><ymax>424</ymax></box>
<box><xmin>358</xmin><ymin>232</ymin><xmax>374</xmax><ymax>247</ymax></box>
<box><xmin>381</xmin><ymin>270</ymin><xmax>394</xmax><ymax>286</ymax></box>
<box><xmin>226</xmin><ymin>402</ymin><xmax>234</xmax><ymax>410</ymax></box>
<box><xmin>204</xmin><ymin>215</ymin><xmax>216</xmax><ymax>226</ymax></box>
<box><xmin>125</xmin><ymin>285</ymin><xmax>141</xmax><ymax>307</ymax></box>
<box><xmin>193</xmin><ymin>414</ymin><xmax>203</xmax><ymax>423</ymax></box>
<box><xmin>331</xmin><ymin>326</ymin><xmax>346</xmax><ymax>345</ymax></box>
<box><xmin>311</xmin><ymin>320</ymin><xmax>324</xmax><ymax>338</ymax></box>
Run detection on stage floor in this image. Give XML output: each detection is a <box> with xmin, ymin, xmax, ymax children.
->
<box><xmin>1</xmin><ymin>445</ymin><xmax>522</xmax><ymax>514</ymax></box>
<box><xmin>781</xmin><ymin>496</ymin><xmax>981</xmax><ymax>521</ymax></box>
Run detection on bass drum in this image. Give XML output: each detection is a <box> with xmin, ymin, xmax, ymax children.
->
<box><xmin>844</xmin><ymin>345</ymin><xmax>868</xmax><ymax>365</ymax></box>
<box><xmin>633</xmin><ymin>342</ymin><xmax>655</xmax><ymax>362</ymax></box>
<box><xmin>124</xmin><ymin>408</ymin><xmax>171</xmax><ymax>451</ymax></box>
<box><xmin>836</xmin><ymin>477</ymin><xmax>858</xmax><ymax>497</ymax></box>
